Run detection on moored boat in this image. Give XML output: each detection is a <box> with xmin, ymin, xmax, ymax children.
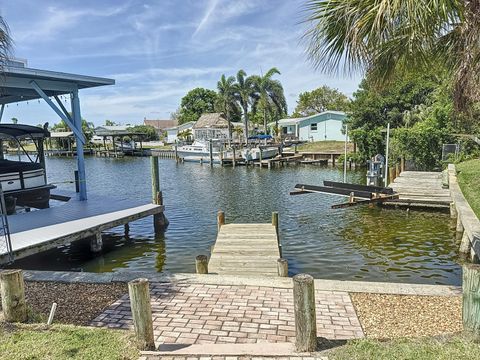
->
<box><xmin>176</xmin><ymin>140</ymin><xmax>222</xmax><ymax>162</ymax></box>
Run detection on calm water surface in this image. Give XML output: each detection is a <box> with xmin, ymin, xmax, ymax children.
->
<box><xmin>12</xmin><ymin>156</ymin><xmax>461</xmax><ymax>285</ymax></box>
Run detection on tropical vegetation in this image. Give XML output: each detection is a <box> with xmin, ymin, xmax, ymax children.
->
<box><xmin>303</xmin><ymin>0</ymin><xmax>480</xmax><ymax>170</ymax></box>
<box><xmin>293</xmin><ymin>85</ymin><xmax>350</xmax><ymax>117</ymax></box>
<box><xmin>176</xmin><ymin>68</ymin><xmax>287</xmax><ymax>143</ymax></box>
<box><xmin>177</xmin><ymin>88</ymin><xmax>218</xmax><ymax>125</ymax></box>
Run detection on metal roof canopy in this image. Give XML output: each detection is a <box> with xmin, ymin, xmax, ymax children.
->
<box><xmin>0</xmin><ymin>65</ymin><xmax>115</xmax><ymax>200</ymax></box>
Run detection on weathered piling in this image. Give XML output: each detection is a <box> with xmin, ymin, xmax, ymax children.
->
<box><xmin>151</xmin><ymin>156</ymin><xmax>168</xmax><ymax>232</ymax></box>
<box><xmin>0</xmin><ymin>269</ymin><xmax>27</xmax><ymax>323</ymax></box>
<box><xmin>90</xmin><ymin>233</ymin><xmax>103</xmax><ymax>253</ymax></box>
<box><xmin>272</xmin><ymin>211</ymin><xmax>279</xmax><ymax>237</ymax></box>
<box><xmin>151</xmin><ymin>156</ymin><xmax>160</xmax><ymax>203</ymax></box>
<box><xmin>293</xmin><ymin>273</ymin><xmax>317</xmax><ymax>352</ymax></box>
<box><xmin>217</xmin><ymin>210</ymin><xmax>225</xmax><ymax>231</ymax></box>
<box><xmin>128</xmin><ymin>278</ymin><xmax>155</xmax><ymax>350</ymax></box>
<box><xmin>462</xmin><ymin>264</ymin><xmax>480</xmax><ymax>334</ymax></box>
<box><xmin>209</xmin><ymin>140</ymin><xmax>213</xmax><ymax>166</ymax></box>
<box><xmin>195</xmin><ymin>255</ymin><xmax>209</xmax><ymax>274</ymax></box>
<box><xmin>277</xmin><ymin>258</ymin><xmax>288</xmax><ymax>277</ymax></box>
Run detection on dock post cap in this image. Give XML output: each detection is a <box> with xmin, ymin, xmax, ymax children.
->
<box><xmin>196</xmin><ymin>255</ymin><xmax>208</xmax><ymax>261</ymax></box>
<box><xmin>293</xmin><ymin>273</ymin><xmax>314</xmax><ymax>283</ymax></box>
<box><xmin>128</xmin><ymin>278</ymin><xmax>149</xmax><ymax>285</ymax></box>
<box><xmin>0</xmin><ymin>269</ymin><xmax>23</xmax><ymax>277</ymax></box>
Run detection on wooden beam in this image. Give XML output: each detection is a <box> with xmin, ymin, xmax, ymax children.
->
<box><xmin>294</xmin><ymin>184</ymin><xmax>374</xmax><ymax>199</ymax></box>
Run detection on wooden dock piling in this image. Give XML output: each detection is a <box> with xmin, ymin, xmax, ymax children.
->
<box><xmin>195</xmin><ymin>255</ymin><xmax>209</xmax><ymax>274</ymax></box>
<box><xmin>128</xmin><ymin>278</ymin><xmax>155</xmax><ymax>350</ymax></box>
<box><xmin>277</xmin><ymin>258</ymin><xmax>288</xmax><ymax>277</ymax></box>
<box><xmin>462</xmin><ymin>264</ymin><xmax>480</xmax><ymax>334</ymax></box>
<box><xmin>293</xmin><ymin>273</ymin><xmax>317</xmax><ymax>352</ymax></box>
<box><xmin>151</xmin><ymin>156</ymin><xmax>168</xmax><ymax>232</ymax></box>
<box><xmin>217</xmin><ymin>210</ymin><xmax>225</xmax><ymax>231</ymax></box>
<box><xmin>90</xmin><ymin>233</ymin><xmax>103</xmax><ymax>253</ymax></box>
<box><xmin>0</xmin><ymin>269</ymin><xmax>27</xmax><ymax>323</ymax></box>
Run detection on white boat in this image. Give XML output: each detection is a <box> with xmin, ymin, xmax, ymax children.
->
<box><xmin>176</xmin><ymin>141</ymin><xmax>222</xmax><ymax>162</ymax></box>
<box><xmin>242</xmin><ymin>147</ymin><xmax>278</xmax><ymax>161</ymax></box>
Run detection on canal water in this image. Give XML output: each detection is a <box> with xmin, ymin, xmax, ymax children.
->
<box><xmin>13</xmin><ymin>156</ymin><xmax>461</xmax><ymax>285</ymax></box>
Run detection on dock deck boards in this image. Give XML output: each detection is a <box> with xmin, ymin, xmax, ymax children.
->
<box><xmin>1</xmin><ymin>191</ymin><xmax>163</xmax><ymax>263</ymax></box>
<box><xmin>209</xmin><ymin>223</ymin><xmax>280</xmax><ymax>276</ymax></box>
<box><xmin>388</xmin><ymin>171</ymin><xmax>451</xmax><ymax>208</ymax></box>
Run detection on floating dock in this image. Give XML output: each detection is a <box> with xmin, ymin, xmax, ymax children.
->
<box><xmin>209</xmin><ymin>221</ymin><xmax>281</xmax><ymax>276</ymax></box>
<box><xmin>387</xmin><ymin>171</ymin><xmax>451</xmax><ymax>209</ymax></box>
<box><xmin>0</xmin><ymin>191</ymin><xmax>164</xmax><ymax>264</ymax></box>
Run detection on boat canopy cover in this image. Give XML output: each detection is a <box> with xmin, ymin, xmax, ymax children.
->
<box><xmin>248</xmin><ymin>134</ymin><xmax>272</xmax><ymax>140</ymax></box>
<box><xmin>0</xmin><ymin>124</ymin><xmax>50</xmax><ymax>140</ymax></box>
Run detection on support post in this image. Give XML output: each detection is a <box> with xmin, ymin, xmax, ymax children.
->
<box><xmin>0</xmin><ymin>269</ymin><xmax>27</xmax><ymax>323</ymax></box>
<box><xmin>232</xmin><ymin>147</ymin><xmax>236</xmax><ymax>167</ymax></box>
<box><xmin>217</xmin><ymin>211</ymin><xmax>225</xmax><ymax>232</ymax></box>
<box><xmin>209</xmin><ymin>140</ymin><xmax>213</xmax><ymax>166</ymax></box>
<box><xmin>71</xmin><ymin>88</ymin><xmax>88</xmax><ymax>200</ymax></box>
<box><xmin>460</xmin><ymin>231</ymin><xmax>471</xmax><ymax>255</ymax></box>
<box><xmin>124</xmin><ymin>223</ymin><xmax>130</xmax><ymax>236</ymax></box>
<box><xmin>128</xmin><ymin>278</ymin><xmax>155</xmax><ymax>351</ymax></box>
<box><xmin>293</xmin><ymin>274</ymin><xmax>317</xmax><ymax>352</ymax></box>
<box><xmin>456</xmin><ymin>218</ymin><xmax>465</xmax><ymax>241</ymax></box>
<box><xmin>343</xmin><ymin>124</ymin><xmax>348</xmax><ymax>183</ymax></box>
<box><xmin>401</xmin><ymin>157</ymin><xmax>405</xmax><ymax>172</ymax></box>
<box><xmin>384</xmin><ymin>122</ymin><xmax>390</xmax><ymax>187</ymax></box>
<box><xmin>90</xmin><ymin>233</ymin><xmax>103</xmax><ymax>253</ymax></box>
<box><xmin>195</xmin><ymin>255</ymin><xmax>208</xmax><ymax>274</ymax></box>
<box><xmin>462</xmin><ymin>264</ymin><xmax>480</xmax><ymax>334</ymax></box>
<box><xmin>272</xmin><ymin>211</ymin><xmax>279</xmax><ymax>238</ymax></box>
<box><xmin>277</xmin><ymin>258</ymin><xmax>288</xmax><ymax>277</ymax></box>
<box><xmin>450</xmin><ymin>202</ymin><xmax>458</xmax><ymax>220</ymax></box>
<box><xmin>151</xmin><ymin>156</ymin><xmax>160</xmax><ymax>204</ymax></box>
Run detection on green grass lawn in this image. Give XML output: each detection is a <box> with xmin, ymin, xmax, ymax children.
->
<box><xmin>331</xmin><ymin>334</ymin><xmax>480</xmax><ymax>360</ymax></box>
<box><xmin>295</xmin><ymin>140</ymin><xmax>353</xmax><ymax>153</ymax></box>
<box><xmin>456</xmin><ymin>159</ymin><xmax>480</xmax><ymax>218</ymax></box>
<box><xmin>0</xmin><ymin>323</ymin><xmax>139</xmax><ymax>360</ymax></box>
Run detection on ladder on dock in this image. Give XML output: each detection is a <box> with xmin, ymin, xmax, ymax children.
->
<box><xmin>209</xmin><ymin>213</ymin><xmax>281</xmax><ymax>276</ymax></box>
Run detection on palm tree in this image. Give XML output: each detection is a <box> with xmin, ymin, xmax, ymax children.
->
<box><xmin>249</xmin><ymin>68</ymin><xmax>287</xmax><ymax>137</ymax></box>
<box><xmin>302</xmin><ymin>0</ymin><xmax>480</xmax><ymax>112</ymax></box>
<box><xmin>0</xmin><ymin>16</ymin><xmax>12</xmax><ymax>67</ymax></box>
<box><xmin>216</xmin><ymin>74</ymin><xmax>238</xmax><ymax>145</ymax></box>
<box><xmin>234</xmin><ymin>70</ymin><xmax>255</xmax><ymax>144</ymax></box>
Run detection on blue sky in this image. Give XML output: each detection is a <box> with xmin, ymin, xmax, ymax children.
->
<box><xmin>1</xmin><ymin>0</ymin><xmax>360</xmax><ymax>126</ymax></box>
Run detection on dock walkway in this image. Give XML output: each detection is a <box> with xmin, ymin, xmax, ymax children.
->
<box><xmin>0</xmin><ymin>191</ymin><xmax>164</xmax><ymax>263</ymax></box>
<box><xmin>209</xmin><ymin>223</ymin><xmax>280</xmax><ymax>276</ymax></box>
<box><xmin>388</xmin><ymin>171</ymin><xmax>451</xmax><ymax>209</ymax></box>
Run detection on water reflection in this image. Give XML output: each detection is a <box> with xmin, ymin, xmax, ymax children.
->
<box><xmin>8</xmin><ymin>155</ymin><xmax>461</xmax><ymax>285</ymax></box>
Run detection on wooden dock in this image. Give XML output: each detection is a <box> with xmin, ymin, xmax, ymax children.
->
<box><xmin>0</xmin><ymin>191</ymin><xmax>164</xmax><ymax>264</ymax></box>
<box><xmin>209</xmin><ymin>221</ymin><xmax>281</xmax><ymax>276</ymax></box>
<box><xmin>387</xmin><ymin>171</ymin><xmax>451</xmax><ymax>209</ymax></box>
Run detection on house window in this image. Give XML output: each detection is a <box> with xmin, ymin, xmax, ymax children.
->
<box><xmin>310</xmin><ymin>123</ymin><xmax>318</xmax><ymax>131</ymax></box>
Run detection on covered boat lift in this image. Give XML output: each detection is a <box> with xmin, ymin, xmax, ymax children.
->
<box><xmin>0</xmin><ymin>60</ymin><xmax>115</xmax><ymax>200</ymax></box>
<box><xmin>0</xmin><ymin>61</ymin><xmax>166</xmax><ymax>264</ymax></box>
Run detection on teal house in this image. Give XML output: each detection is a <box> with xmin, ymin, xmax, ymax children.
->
<box><xmin>273</xmin><ymin>111</ymin><xmax>347</xmax><ymax>141</ymax></box>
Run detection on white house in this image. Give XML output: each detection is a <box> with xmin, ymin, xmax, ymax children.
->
<box><xmin>273</xmin><ymin>111</ymin><xmax>347</xmax><ymax>142</ymax></box>
<box><xmin>165</xmin><ymin>121</ymin><xmax>195</xmax><ymax>143</ymax></box>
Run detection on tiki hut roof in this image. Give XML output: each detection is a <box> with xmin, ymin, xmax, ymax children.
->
<box><xmin>193</xmin><ymin>113</ymin><xmax>229</xmax><ymax>129</ymax></box>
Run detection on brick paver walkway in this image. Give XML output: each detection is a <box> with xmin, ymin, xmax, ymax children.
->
<box><xmin>140</xmin><ymin>356</ymin><xmax>329</xmax><ymax>360</ymax></box>
<box><xmin>92</xmin><ymin>282</ymin><xmax>363</xmax><ymax>344</ymax></box>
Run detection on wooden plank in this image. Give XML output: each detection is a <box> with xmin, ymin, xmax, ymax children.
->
<box><xmin>323</xmin><ymin>180</ymin><xmax>394</xmax><ymax>195</ymax></box>
<box><xmin>294</xmin><ymin>184</ymin><xmax>373</xmax><ymax>199</ymax></box>
<box><xmin>210</xmin><ymin>221</ymin><xmax>280</xmax><ymax>276</ymax></box>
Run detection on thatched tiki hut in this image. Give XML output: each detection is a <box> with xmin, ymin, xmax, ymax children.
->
<box><xmin>193</xmin><ymin>113</ymin><xmax>244</xmax><ymax>142</ymax></box>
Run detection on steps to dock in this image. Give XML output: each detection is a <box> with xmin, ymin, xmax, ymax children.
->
<box><xmin>388</xmin><ymin>171</ymin><xmax>451</xmax><ymax>208</ymax></box>
<box><xmin>209</xmin><ymin>223</ymin><xmax>281</xmax><ymax>276</ymax></box>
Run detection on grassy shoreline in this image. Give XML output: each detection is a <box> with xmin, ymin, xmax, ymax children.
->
<box><xmin>456</xmin><ymin>159</ymin><xmax>480</xmax><ymax>218</ymax></box>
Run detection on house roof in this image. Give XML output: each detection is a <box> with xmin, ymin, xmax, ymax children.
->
<box><xmin>165</xmin><ymin>121</ymin><xmax>195</xmax><ymax>132</ymax></box>
<box><xmin>193</xmin><ymin>113</ymin><xmax>229</xmax><ymax>129</ymax></box>
<box><xmin>144</xmin><ymin>119</ymin><xmax>178</xmax><ymax>130</ymax></box>
<box><xmin>274</xmin><ymin>111</ymin><xmax>347</xmax><ymax>127</ymax></box>
<box><xmin>0</xmin><ymin>63</ymin><xmax>114</xmax><ymax>105</ymax></box>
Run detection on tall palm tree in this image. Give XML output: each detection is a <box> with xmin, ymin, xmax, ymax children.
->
<box><xmin>216</xmin><ymin>74</ymin><xmax>238</xmax><ymax>145</ymax></box>
<box><xmin>250</xmin><ymin>68</ymin><xmax>287</xmax><ymax>137</ymax></box>
<box><xmin>302</xmin><ymin>0</ymin><xmax>480</xmax><ymax>112</ymax></box>
<box><xmin>234</xmin><ymin>70</ymin><xmax>255</xmax><ymax>144</ymax></box>
<box><xmin>0</xmin><ymin>16</ymin><xmax>12</xmax><ymax>67</ymax></box>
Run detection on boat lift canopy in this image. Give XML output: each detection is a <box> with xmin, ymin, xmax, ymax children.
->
<box><xmin>290</xmin><ymin>180</ymin><xmax>398</xmax><ymax>208</ymax></box>
<box><xmin>0</xmin><ymin>62</ymin><xmax>115</xmax><ymax>200</ymax></box>
<box><xmin>0</xmin><ymin>124</ymin><xmax>50</xmax><ymax>140</ymax></box>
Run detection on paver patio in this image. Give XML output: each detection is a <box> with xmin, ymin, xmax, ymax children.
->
<box><xmin>91</xmin><ymin>282</ymin><xmax>364</xmax><ymax>344</ymax></box>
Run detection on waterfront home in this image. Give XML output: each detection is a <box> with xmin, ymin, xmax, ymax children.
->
<box><xmin>193</xmin><ymin>113</ymin><xmax>244</xmax><ymax>142</ymax></box>
<box><xmin>272</xmin><ymin>111</ymin><xmax>347</xmax><ymax>142</ymax></box>
<box><xmin>165</xmin><ymin>121</ymin><xmax>195</xmax><ymax>143</ymax></box>
<box><xmin>143</xmin><ymin>118</ymin><xmax>177</xmax><ymax>137</ymax></box>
